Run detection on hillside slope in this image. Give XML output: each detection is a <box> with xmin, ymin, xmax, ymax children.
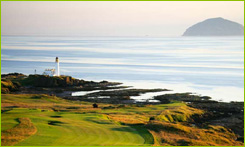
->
<box><xmin>183</xmin><ymin>17</ymin><xmax>244</xmax><ymax>36</ymax></box>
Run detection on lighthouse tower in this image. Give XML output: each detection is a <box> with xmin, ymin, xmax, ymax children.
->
<box><xmin>55</xmin><ymin>57</ymin><xmax>60</xmax><ymax>76</ymax></box>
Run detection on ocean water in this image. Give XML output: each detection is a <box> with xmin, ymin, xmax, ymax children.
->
<box><xmin>1</xmin><ymin>36</ymin><xmax>244</xmax><ymax>102</ymax></box>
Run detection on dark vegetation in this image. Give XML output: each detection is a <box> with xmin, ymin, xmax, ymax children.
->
<box><xmin>1</xmin><ymin>73</ymin><xmax>169</xmax><ymax>104</ymax></box>
<box><xmin>22</xmin><ymin>74</ymin><xmax>123</xmax><ymax>89</ymax></box>
<box><xmin>1</xmin><ymin>73</ymin><xmax>131</xmax><ymax>95</ymax></box>
<box><xmin>1</xmin><ymin>73</ymin><xmax>244</xmax><ymax>146</ymax></box>
<box><xmin>1</xmin><ymin>73</ymin><xmax>27</xmax><ymax>79</ymax></box>
<box><xmin>21</xmin><ymin>74</ymin><xmax>122</xmax><ymax>88</ymax></box>
<box><xmin>1</xmin><ymin>79</ymin><xmax>21</xmax><ymax>94</ymax></box>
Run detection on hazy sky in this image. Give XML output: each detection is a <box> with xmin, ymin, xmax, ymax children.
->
<box><xmin>1</xmin><ymin>1</ymin><xmax>244</xmax><ymax>37</ymax></box>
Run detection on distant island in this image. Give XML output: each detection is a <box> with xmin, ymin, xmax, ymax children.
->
<box><xmin>183</xmin><ymin>17</ymin><xmax>244</xmax><ymax>36</ymax></box>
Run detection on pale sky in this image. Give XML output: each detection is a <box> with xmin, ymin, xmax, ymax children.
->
<box><xmin>1</xmin><ymin>1</ymin><xmax>244</xmax><ymax>37</ymax></box>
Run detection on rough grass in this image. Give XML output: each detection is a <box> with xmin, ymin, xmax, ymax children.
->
<box><xmin>1</xmin><ymin>94</ymin><xmax>152</xmax><ymax>146</ymax></box>
<box><xmin>1</xmin><ymin>94</ymin><xmax>243</xmax><ymax>146</ymax></box>
<box><xmin>1</xmin><ymin>80</ymin><xmax>15</xmax><ymax>88</ymax></box>
<box><xmin>155</xmin><ymin>105</ymin><xmax>204</xmax><ymax>122</ymax></box>
<box><xmin>1</xmin><ymin>117</ymin><xmax>37</xmax><ymax>146</ymax></box>
<box><xmin>146</xmin><ymin>121</ymin><xmax>243</xmax><ymax>146</ymax></box>
<box><xmin>1</xmin><ymin>80</ymin><xmax>17</xmax><ymax>94</ymax></box>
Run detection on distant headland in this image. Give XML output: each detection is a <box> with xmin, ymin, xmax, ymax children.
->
<box><xmin>183</xmin><ymin>17</ymin><xmax>244</xmax><ymax>36</ymax></box>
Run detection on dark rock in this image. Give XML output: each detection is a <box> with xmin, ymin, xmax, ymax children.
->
<box><xmin>86</xmin><ymin>88</ymin><xmax>169</xmax><ymax>97</ymax></box>
<box><xmin>189</xmin><ymin>102</ymin><xmax>244</xmax><ymax>140</ymax></box>
<box><xmin>154</xmin><ymin>93</ymin><xmax>212</xmax><ymax>103</ymax></box>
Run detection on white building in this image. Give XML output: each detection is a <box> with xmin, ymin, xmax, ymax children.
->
<box><xmin>42</xmin><ymin>57</ymin><xmax>60</xmax><ymax>76</ymax></box>
<box><xmin>43</xmin><ymin>69</ymin><xmax>55</xmax><ymax>76</ymax></box>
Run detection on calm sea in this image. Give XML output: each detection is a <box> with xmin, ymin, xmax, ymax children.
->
<box><xmin>1</xmin><ymin>36</ymin><xmax>244</xmax><ymax>102</ymax></box>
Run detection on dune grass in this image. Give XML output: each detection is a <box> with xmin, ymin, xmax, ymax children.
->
<box><xmin>1</xmin><ymin>117</ymin><xmax>37</xmax><ymax>146</ymax></box>
<box><xmin>1</xmin><ymin>94</ymin><xmax>243</xmax><ymax>146</ymax></box>
<box><xmin>155</xmin><ymin>105</ymin><xmax>204</xmax><ymax>122</ymax></box>
<box><xmin>1</xmin><ymin>94</ymin><xmax>154</xmax><ymax>146</ymax></box>
<box><xmin>146</xmin><ymin>121</ymin><xmax>243</xmax><ymax>146</ymax></box>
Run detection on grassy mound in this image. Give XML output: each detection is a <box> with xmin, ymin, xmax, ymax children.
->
<box><xmin>155</xmin><ymin>105</ymin><xmax>204</xmax><ymax>122</ymax></box>
<box><xmin>1</xmin><ymin>117</ymin><xmax>37</xmax><ymax>146</ymax></box>
<box><xmin>1</xmin><ymin>94</ymin><xmax>152</xmax><ymax>146</ymax></box>
<box><xmin>146</xmin><ymin>121</ymin><xmax>242</xmax><ymax>146</ymax></box>
<box><xmin>2</xmin><ymin>109</ymin><xmax>148</xmax><ymax>146</ymax></box>
<box><xmin>20</xmin><ymin>75</ymin><xmax>79</xmax><ymax>87</ymax></box>
<box><xmin>1</xmin><ymin>80</ymin><xmax>21</xmax><ymax>94</ymax></box>
<box><xmin>1</xmin><ymin>94</ymin><xmax>243</xmax><ymax>146</ymax></box>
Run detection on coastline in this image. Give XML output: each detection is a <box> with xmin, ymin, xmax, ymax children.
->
<box><xmin>1</xmin><ymin>73</ymin><xmax>244</xmax><ymax>145</ymax></box>
<box><xmin>2</xmin><ymin>35</ymin><xmax>244</xmax><ymax>103</ymax></box>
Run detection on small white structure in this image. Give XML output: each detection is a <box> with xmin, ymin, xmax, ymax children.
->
<box><xmin>43</xmin><ymin>69</ymin><xmax>56</xmax><ymax>76</ymax></box>
<box><xmin>55</xmin><ymin>57</ymin><xmax>60</xmax><ymax>76</ymax></box>
<box><xmin>42</xmin><ymin>57</ymin><xmax>60</xmax><ymax>76</ymax></box>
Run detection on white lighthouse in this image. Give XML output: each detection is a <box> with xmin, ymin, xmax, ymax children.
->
<box><xmin>55</xmin><ymin>57</ymin><xmax>60</xmax><ymax>76</ymax></box>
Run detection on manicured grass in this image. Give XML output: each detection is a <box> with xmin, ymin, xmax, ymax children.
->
<box><xmin>2</xmin><ymin>94</ymin><xmax>242</xmax><ymax>146</ymax></box>
<box><xmin>0</xmin><ymin>94</ymin><xmax>195</xmax><ymax>146</ymax></box>
<box><xmin>2</xmin><ymin>108</ymin><xmax>150</xmax><ymax>146</ymax></box>
<box><xmin>1</xmin><ymin>94</ymin><xmax>166</xmax><ymax>146</ymax></box>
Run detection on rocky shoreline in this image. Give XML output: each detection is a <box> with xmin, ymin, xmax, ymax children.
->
<box><xmin>1</xmin><ymin>73</ymin><xmax>244</xmax><ymax>142</ymax></box>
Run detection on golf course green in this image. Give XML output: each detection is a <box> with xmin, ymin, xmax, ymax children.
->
<box><xmin>1</xmin><ymin>94</ymin><xmax>243</xmax><ymax>146</ymax></box>
<box><xmin>1</xmin><ymin>94</ymin><xmax>155</xmax><ymax>146</ymax></box>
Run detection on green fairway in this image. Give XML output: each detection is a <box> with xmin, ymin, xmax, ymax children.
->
<box><xmin>2</xmin><ymin>94</ymin><xmax>191</xmax><ymax>146</ymax></box>
<box><xmin>1</xmin><ymin>91</ymin><xmax>243</xmax><ymax>146</ymax></box>
<box><xmin>2</xmin><ymin>108</ymin><xmax>152</xmax><ymax>146</ymax></box>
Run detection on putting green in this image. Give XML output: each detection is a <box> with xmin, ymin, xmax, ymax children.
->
<box><xmin>2</xmin><ymin>108</ymin><xmax>153</xmax><ymax>146</ymax></box>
